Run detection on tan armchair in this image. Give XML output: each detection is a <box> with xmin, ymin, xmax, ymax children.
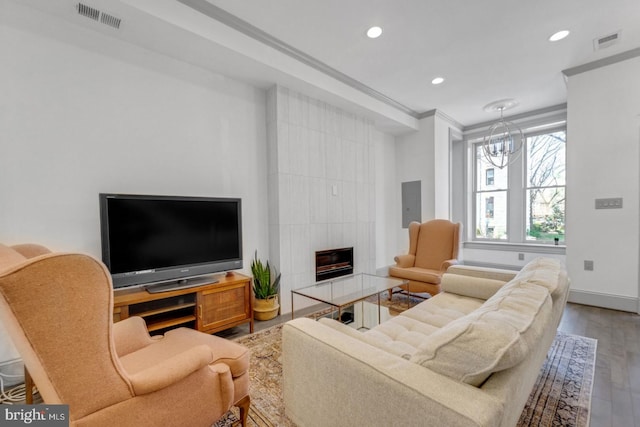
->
<box><xmin>388</xmin><ymin>220</ymin><xmax>461</xmax><ymax>299</ymax></box>
<box><xmin>0</xmin><ymin>243</ymin><xmax>250</xmax><ymax>427</ymax></box>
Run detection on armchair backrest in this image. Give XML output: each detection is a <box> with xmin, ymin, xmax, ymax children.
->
<box><xmin>409</xmin><ymin>220</ymin><xmax>461</xmax><ymax>270</ymax></box>
<box><xmin>0</xmin><ymin>250</ymin><xmax>133</xmax><ymax>420</ymax></box>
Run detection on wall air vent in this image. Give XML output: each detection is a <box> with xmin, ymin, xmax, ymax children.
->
<box><xmin>77</xmin><ymin>3</ymin><xmax>99</xmax><ymax>21</ymax></box>
<box><xmin>76</xmin><ymin>3</ymin><xmax>121</xmax><ymax>29</ymax></box>
<box><xmin>594</xmin><ymin>31</ymin><xmax>621</xmax><ymax>51</ymax></box>
<box><xmin>100</xmin><ymin>12</ymin><xmax>121</xmax><ymax>29</ymax></box>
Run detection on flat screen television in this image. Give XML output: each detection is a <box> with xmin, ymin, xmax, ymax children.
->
<box><xmin>99</xmin><ymin>193</ymin><xmax>243</xmax><ymax>292</ymax></box>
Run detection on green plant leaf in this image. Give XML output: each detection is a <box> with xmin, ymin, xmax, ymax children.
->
<box><xmin>251</xmin><ymin>250</ymin><xmax>279</xmax><ymax>299</ymax></box>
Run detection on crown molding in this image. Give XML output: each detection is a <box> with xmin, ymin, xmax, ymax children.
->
<box><xmin>562</xmin><ymin>47</ymin><xmax>640</xmax><ymax>77</ymax></box>
<box><xmin>417</xmin><ymin>109</ymin><xmax>464</xmax><ymax>131</ymax></box>
<box><xmin>177</xmin><ymin>0</ymin><xmax>420</xmax><ymax>119</ymax></box>
<box><xmin>463</xmin><ymin>103</ymin><xmax>567</xmax><ymax>133</ymax></box>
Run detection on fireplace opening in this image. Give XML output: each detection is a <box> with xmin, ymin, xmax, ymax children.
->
<box><xmin>315</xmin><ymin>247</ymin><xmax>354</xmax><ymax>282</ymax></box>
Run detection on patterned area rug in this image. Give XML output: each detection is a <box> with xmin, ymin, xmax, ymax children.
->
<box><xmin>216</xmin><ymin>297</ymin><xmax>596</xmax><ymax>427</ymax></box>
<box><xmin>517</xmin><ymin>331</ymin><xmax>596</xmax><ymax>427</ymax></box>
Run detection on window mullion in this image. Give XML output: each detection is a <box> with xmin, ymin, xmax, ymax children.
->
<box><xmin>508</xmin><ymin>135</ymin><xmax>525</xmax><ymax>243</ymax></box>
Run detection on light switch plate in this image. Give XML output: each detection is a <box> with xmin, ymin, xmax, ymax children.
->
<box><xmin>595</xmin><ymin>198</ymin><xmax>623</xmax><ymax>209</ymax></box>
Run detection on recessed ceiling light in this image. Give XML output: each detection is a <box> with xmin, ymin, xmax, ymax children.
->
<box><xmin>549</xmin><ymin>30</ymin><xmax>570</xmax><ymax>42</ymax></box>
<box><xmin>366</xmin><ymin>26</ymin><xmax>382</xmax><ymax>39</ymax></box>
<box><xmin>431</xmin><ymin>77</ymin><xmax>445</xmax><ymax>85</ymax></box>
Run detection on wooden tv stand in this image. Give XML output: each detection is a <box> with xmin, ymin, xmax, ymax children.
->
<box><xmin>113</xmin><ymin>272</ymin><xmax>253</xmax><ymax>335</ymax></box>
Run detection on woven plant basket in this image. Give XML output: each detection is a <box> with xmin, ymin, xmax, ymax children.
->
<box><xmin>253</xmin><ymin>295</ymin><xmax>279</xmax><ymax>321</ymax></box>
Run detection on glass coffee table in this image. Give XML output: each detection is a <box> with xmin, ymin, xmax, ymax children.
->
<box><xmin>291</xmin><ymin>273</ymin><xmax>408</xmax><ymax>329</ymax></box>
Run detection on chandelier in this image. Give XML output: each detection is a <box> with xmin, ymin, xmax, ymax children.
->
<box><xmin>481</xmin><ymin>99</ymin><xmax>524</xmax><ymax>169</ymax></box>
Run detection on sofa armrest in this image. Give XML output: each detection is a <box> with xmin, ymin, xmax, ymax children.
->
<box><xmin>394</xmin><ymin>254</ymin><xmax>415</xmax><ymax>268</ymax></box>
<box><xmin>446</xmin><ymin>265</ymin><xmax>517</xmax><ymax>282</ymax></box>
<box><xmin>441</xmin><ymin>273</ymin><xmax>510</xmax><ymax>300</ymax></box>
<box><xmin>283</xmin><ymin>318</ymin><xmax>503</xmax><ymax>427</ymax></box>
<box><xmin>112</xmin><ymin>316</ymin><xmax>157</xmax><ymax>357</ymax></box>
<box><xmin>127</xmin><ymin>345</ymin><xmax>216</xmax><ymax>395</ymax></box>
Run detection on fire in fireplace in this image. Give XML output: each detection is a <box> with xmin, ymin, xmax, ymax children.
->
<box><xmin>315</xmin><ymin>247</ymin><xmax>354</xmax><ymax>282</ymax></box>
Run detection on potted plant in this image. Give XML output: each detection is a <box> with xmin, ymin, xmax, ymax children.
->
<box><xmin>251</xmin><ymin>251</ymin><xmax>281</xmax><ymax>321</ymax></box>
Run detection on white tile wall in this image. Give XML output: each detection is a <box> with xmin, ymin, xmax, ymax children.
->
<box><xmin>267</xmin><ymin>85</ymin><xmax>377</xmax><ymax>314</ymax></box>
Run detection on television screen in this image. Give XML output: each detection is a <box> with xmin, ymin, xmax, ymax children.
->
<box><xmin>99</xmin><ymin>194</ymin><xmax>243</xmax><ymax>290</ymax></box>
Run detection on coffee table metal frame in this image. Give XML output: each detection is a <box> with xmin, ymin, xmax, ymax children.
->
<box><xmin>290</xmin><ymin>273</ymin><xmax>408</xmax><ymax>327</ymax></box>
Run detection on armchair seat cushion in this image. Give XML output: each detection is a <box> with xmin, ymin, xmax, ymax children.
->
<box><xmin>119</xmin><ymin>327</ymin><xmax>249</xmax><ymax>379</ymax></box>
<box><xmin>388</xmin><ymin>266</ymin><xmax>442</xmax><ymax>284</ymax></box>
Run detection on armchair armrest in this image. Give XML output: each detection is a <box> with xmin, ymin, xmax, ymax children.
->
<box><xmin>128</xmin><ymin>345</ymin><xmax>215</xmax><ymax>395</ymax></box>
<box><xmin>394</xmin><ymin>254</ymin><xmax>415</xmax><ymax>268</ymax></box>
<box><xmin>440</xmin><ymin>258</ymin><xmax>459</xmax><ymax>272</ymax></box>
<box><xmin>10</xmin><ymin>244</ymin><xmax>51</xmax><ymax>258</ymax></box>
<box><xmin>112</xmin><ymin>316</ymin><xmax>156</xmax><ymax>357</ymax></box>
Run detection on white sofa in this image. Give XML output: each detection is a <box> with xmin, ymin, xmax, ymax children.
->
<box><xmin>282</xmin><ymin>258</ymin><xmax>570</xmax><ymax>427</ymax></box>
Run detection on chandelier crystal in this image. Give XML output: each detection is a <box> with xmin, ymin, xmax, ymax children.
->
<box><xmin>481</xmin><ymin>100</ymin><xmax>524</xmax><ymax>169</ymax></box>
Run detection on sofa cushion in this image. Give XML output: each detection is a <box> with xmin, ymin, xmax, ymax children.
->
<box><xmin>335</xmin><ymin>293</ymin><xmax>485</xmax><ymax>357</ymax></box>
<box><xmin>515</xmin><ymin>258</ymin><xmax>567</xmax><ymax>300</ymax></box>
<box><xmin>410</xmin><ymin>281</ymin><xmax>552</xmax><ymax>386</ymax></box>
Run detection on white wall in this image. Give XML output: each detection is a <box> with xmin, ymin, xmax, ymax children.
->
<box><xmin>394</xmin><ymin>116</ymin><xmax>435</xmax><ymax>254</ymax></box>
<box><xmin>393</xmin><ymin>114</ymin><xmax>461</xmax><ymax>257</ymax></box>
<box><xmin>0</xmin><ymin>2</ymin><xmax>269</xmax><ymax>272</ymax></box>
<box><xmin>566</xmin><ymin>56</ymin><xmax>640</xmax><ymax>311</ymax></box>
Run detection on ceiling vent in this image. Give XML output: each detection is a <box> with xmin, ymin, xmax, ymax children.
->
<box><xmin>76</xmin><ymin>3</ymin><xmax>121</xmax><ymax>29</ymax></box>
<box><xmin>594</xmin><ymin>31</ymin><xmax>621</xmax><ymax>51</ymax></box>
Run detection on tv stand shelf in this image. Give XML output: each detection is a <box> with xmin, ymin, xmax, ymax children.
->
<box><xmin>113</xmin><ymin>272</ymin><xmax>253</xmax><ymax>335</ymax></box>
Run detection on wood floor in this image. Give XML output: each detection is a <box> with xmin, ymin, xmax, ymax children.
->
<box><xmin>220</xmin><ymin>302</ymin><xmax>640</xmax><ymax>427</ymax></box>
<box><xmin>558</xmin><ymin>303</ymin><xmax>640</xmax><ymax>427</ymax></box>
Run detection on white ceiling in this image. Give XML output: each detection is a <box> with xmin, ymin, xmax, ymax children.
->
<box><xmin>10</xmin><ymin>0</ymin><xmax>640</xmax><ymax>130</ymax></box>
<box><xmin>204</xmin><ymin>0</ymin><xmax>640</xmax><ymax>125</ymax></box>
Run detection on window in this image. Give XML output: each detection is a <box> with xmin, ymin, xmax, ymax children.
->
<box><xmin>472</xmin><ymin>127</ymin><xmax>566</xmax><ymax>244</ymax></box>
<box><xmin>525</xmin><ymin>131</ymin><xmax>566</xmax><ymax>243</ymax></box>
<box><xmin>474</xmin><ymin>146</ymin><xmax>508</xmax><ymax>240</ymax></box>
<box><xmin>486</xmin><ymin>168</ymin><xmax>494</xmax><ymax>186</ymax></box>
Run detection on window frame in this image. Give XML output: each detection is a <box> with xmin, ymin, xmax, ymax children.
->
<box><xmin>469</xmin><ymin>123</ymin><xmax>566</xmax><ymax>245</ymax></box>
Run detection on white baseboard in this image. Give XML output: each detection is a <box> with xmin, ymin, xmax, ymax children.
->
<box><xmin>376</xmin><ymin>266</ymin><xmax>390</xmax><ymax>276</ymax></box>
<box><xmin>568</xmin><ymin>289</ymin><xmax>638</xmax><ymax>313</ymax></box>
